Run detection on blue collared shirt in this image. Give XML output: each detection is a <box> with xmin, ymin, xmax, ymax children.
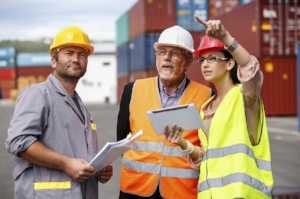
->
<box><xmin>158</xmin><ymin>76</ymin><xmax>187</xmax><ymax>108</ymax></box>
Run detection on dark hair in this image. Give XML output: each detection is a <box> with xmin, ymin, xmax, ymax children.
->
<box><xmin>221</xmin><ymin>50</ymin><xmax>240</xmax><ymax>84</ymax></box>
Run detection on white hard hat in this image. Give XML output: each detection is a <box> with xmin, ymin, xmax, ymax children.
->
<box><xmin>153</xmin><ymin>25</ymin><xmax>194</xmax><ymax>57</ymax></box>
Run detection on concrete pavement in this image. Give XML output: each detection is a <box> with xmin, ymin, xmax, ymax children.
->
<box><xmin>0</xmin><ymin>101</ymin><xmax>300</xmax><ymax>198</ymax></box>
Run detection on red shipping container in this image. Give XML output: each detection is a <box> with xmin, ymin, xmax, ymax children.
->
<box><xmin>117</xmin><ymin>74</ymin><xmax>130</xmax><ymax>104</ymax></box>
<box><xmin>17</xmin><ymin>66</ymin><xmax>52</xmax><ymax>77</ymax></box>
<box><xmin>259</xmin><ymin>56</ymin><xmax>297</xmax><ymax>116</ymax></box>
<box><xmin>0</xmin><ymin>68</ymin><xmax>16</xmax><ymax>79</ymax></box>
<box><xmin>217</xmin><ymin>0</ymin><xmax>300</xmax><ymax>57</ymax></box>
<box><xmin>129</xmin><ymin>0</ymin><xmax>176</xmax><ymax>40</ymax></box>
<box><xmin>0</xmin><ymin>79</ymin><xmax>15</xmax><ymax>89</ymax></box>
<box><xmin>209</xmin><ymin>0</ymin><xmax>240</xmax><ymax>19</ymax></box>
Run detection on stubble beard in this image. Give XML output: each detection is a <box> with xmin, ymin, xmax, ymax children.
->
<box><xmin>56</xmin><ymin>62</ymin><xmax>86</xmax><ymax>83</ymax></box>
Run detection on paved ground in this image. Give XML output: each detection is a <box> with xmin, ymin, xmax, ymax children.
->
<box><xmin>0</xmin><ymin>101</ymin><xmax>300</xmax><ymax>198</ymax></box>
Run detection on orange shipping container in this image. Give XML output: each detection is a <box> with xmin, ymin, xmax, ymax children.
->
<box><xmin>129</xmin><ymin>0</ymin><xmax>176</xmax><ymax>40</ymax></box>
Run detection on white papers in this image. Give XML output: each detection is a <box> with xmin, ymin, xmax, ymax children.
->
<box><xmin>89</xmin><ymin>129</ymin><xmax>143</xmax><ymax>172</ymax></box>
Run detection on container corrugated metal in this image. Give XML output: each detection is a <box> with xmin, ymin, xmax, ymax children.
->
<box><xmin>209</xmin><ymin>0</ymin><xmax>240</xmax><ymax>19</ymax></box>
<box><xmin>129</xmin><ymin>0</ymin><xmax>176</xmax><ymax>40</ymax></box>
<box><xmin>260</xmin><ymin>56</ymin><xmax>297</xmax><ymax>116</ymax></box>
<box><xmin>260</xmin><ymin>0</ymin><xmax>300</xmax><ymax>56</ymax></box>
<box><xmin>217</xmin><ymin>0</ymin><xmax>300</xmax><ymax>57</ymax></box>
<box><xmin>117</xmin><ymin>74</ymin><xmax>130</xmax><ymax>104</ymax></box>
<box><xmin>116</xmin><ymin>12</ymin><xmax>129</xmax><ymax>47</ymax></box>
<box><xmin>129</xmin><ymin>69</ymin><xmax>158</xmax><ymax>82</ymax></box>
<box><xmin>176</xmin><ymin>0</ymin><xmax>208</xmax><ymax>31</ymax></box>
<box><xmin>0</xmin><ymin>47</ymin><xmax>16</xmax><ymax>58</ymax></box>
<box><xmin>0</xmin><ymin>79</ymin><xmax>15</xmax><ymax>89</ymax></box>
<box><xmin>0</xmin><ymin>57</ymin><xmax>15</xmax><ymax>68</ymax></box>
<box><xmin>0</xmin><ymin>68</ymin><xmax>16</xmax><ymax>79</ymax></box>
<box><xmin>17</xmin><ymin>53</ymin><xmax>51</xmax><ymax>67</ymax></box>
<box><xmin>215</xmin><ymin>1</ymin><xmax>260</xmax><ymax>57</ymax></box>
<box><xmin>129</xmin><ymin>33</ymin><xmax>160</xmax><ymax>72</ymax></box>
<box><xmin>117</xmin><ymin>42</ymin><xmax>130</xmax><ymax>75</ymax></box>
<box><xmin>240</xmin><ymin>0</ymin><xmax>253</xmax><ymax>5</ymax></box>
<box><xmin>17</xmin><ymin>67</ymin><xmax>52</xmax><ymax>77</ymax></box>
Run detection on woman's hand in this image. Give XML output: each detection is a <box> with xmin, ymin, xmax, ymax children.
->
<box><xmin>194</xmin><ymin>15</ymin><xmax>229</xmax><ymax>42</ymax></box>
<box><xmin>164</xmin><ymin>124</ymin><xmax>185</xmax><ymax>146</ymax></box>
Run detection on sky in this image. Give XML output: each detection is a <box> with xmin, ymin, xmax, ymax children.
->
<box><xmin>0</xmin><ymin>0</ymin><xmax>138</xmax><ymax>42</ymax></box>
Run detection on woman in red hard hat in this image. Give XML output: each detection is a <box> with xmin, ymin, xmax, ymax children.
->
<box><xmin>164</xmin><ymin>16</ymin><xmax>273</xmax><ymax>199</ymax></box>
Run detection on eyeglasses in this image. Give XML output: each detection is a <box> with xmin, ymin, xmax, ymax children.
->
<box><xmin>197</xmin><ymin>55</ymin><xmax>229</xmax><ymax>65</ymax></box>
<box><xmin>156</xmin><ymin>49</ymin><xmax>183</xmax><ymax>58</ymax></box>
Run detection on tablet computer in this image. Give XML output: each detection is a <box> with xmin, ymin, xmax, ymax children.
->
<box><xmin>146</xmin><ymin>103</ymin><xmax>204</xmax><ymax>134</ymax></box>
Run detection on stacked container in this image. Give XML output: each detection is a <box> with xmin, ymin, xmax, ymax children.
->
<box><xmin>217</xmin><ymin>0</ymin><xmax>300</xmax><ymax>116</ymax></box>
<box><xmin>116</xmin><ymin>0</ymin><xmax>176</xmax><ymax>103</ymax></box>
<box><xmin>0</xmin><ymin>47</ymin><xmax>16</xmax><ymax>99</ymax></box>
<box><xmin>9</xmin><ymin>53</ymin><xmax>52</xmax><ymax>102</ymax></box>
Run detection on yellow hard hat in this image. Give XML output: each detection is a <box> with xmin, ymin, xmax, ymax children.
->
<box><xmin>49</xmin><ymin>26</ymin><xmax>94</xmax><ymax>56</ymax></box>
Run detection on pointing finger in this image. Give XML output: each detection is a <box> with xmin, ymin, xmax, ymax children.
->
<box><xmin>194</xmin><ymin>15</ymin><xmax>207</xmax><ymax>28</ymax></box>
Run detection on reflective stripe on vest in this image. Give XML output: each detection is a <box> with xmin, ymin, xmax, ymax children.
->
<box><xmin>133</xmin><ymin>141</ymin><xmax>187</xmax><ymax>158</ymax></box>
<box><xmin>34</xmin><ymin>182</ymin><xmax>71</xmax><ymax>190</ymax></box>
<box><xmin>123</xmin><ymin>156</ymin><xmax>199</xmax><ymax>178</ymax></box>
<box><xmin>202</xmin><ymin>143</ymin><xmax>272</xmax><ymax>171</ymax></box>
<box><xmin>198</xmin><ymin>173</ymin><xmax>273</xmax><ymax>196</ymax></box>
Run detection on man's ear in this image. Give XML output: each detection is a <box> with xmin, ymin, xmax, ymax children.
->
<box><xmin>51</xmin><ymin>58</ymin><xmax>57</xmax><ymax>69</ymax></box>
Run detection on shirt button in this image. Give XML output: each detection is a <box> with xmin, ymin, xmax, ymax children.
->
<box><xmin>88</xmin><ymin>151</ymin><xmax>91</xmax><ymax>155</ymax></box>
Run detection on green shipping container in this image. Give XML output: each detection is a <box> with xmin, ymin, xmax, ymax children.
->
<box><xmin>116</xmin><ymin>12</ymin><xmax>129</xmax><ymax>47</ymax></box>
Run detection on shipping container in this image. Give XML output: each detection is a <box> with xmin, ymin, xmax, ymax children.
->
<box><xmin>0</xmin><ymin>68</ymin><xmax>16</xmax><ymax>79</ymax></box>
<box><xmin>17</xmin><ymin>67</ymin><xmax>52</xmax><ymax>77</ymax></box>
<box><xmin>0</xmin><ymin>57</ymin><xmax>15</xmax><ymax>68</ymax></box>
<box><xmin>0</xmin><ymin>79</ymin><xmax>15</xmax><ymax>89</ymax></box>
<box><xmin>176</xmin><ymin>0</ymin><xmax>208</xmax><ymax>31</ymax></box>
<box><xmin>129</xmin><ymin>33</ymin><xmax>160</xmax><ymax>72</ymax></box>
<box><xmin>259</xmin><ymin>56</ymin><xmax>297</xmax><ymax>116</ymax></box>
<box><xmin>17</xmin><ymin>53</ymin><xmax>51</xmax><ymax>67</ymax></box>
<box><xmin>217</xmin><ymin>0</ymin><xmax>300</xmax><ymax>57</ymax></box>
<box><xmin>209</xmin><ymin>0</ymin><xmax>240</xmax><ymax>19</ymax></box>
<box><xmin>117</xmin><ymin>74</ymin><xmax>130</xmax><ymax>104</ymax></box>
<box><xmin>116</xmin><ymin>12</ymin><xmax>130</xmax><ymax>47</ymax></box>
<box><xmin>117</xmin><ymin>42</ymin><xmax>130</xmax><ymax>75</ymax></box>
<box><xmin>240</xmin><ymin>0</ymin><xmax>253</xmax><ymax>5</ymax></box>
<box><xmin>129</xmin><ymin>0</ymin><xmax>176</xmax><ymax>40</ymax></box>
<box><xmin>0</xmin><ymin>47</ymin><xmax>16</xmax><ymax>58</ymax></box>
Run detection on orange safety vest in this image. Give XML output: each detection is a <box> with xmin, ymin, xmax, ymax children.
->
<box><xmin>120</xmin><ymin>77</ymin><xmax>211</xmax><ymax>199</ymax></box>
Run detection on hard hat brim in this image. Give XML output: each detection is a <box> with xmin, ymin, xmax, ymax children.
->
<box><xmin>50</xmin><ymin>43</ymin><xmax>94</xmax><ymax>56</ymax></box>
<box><xmin>153</xmin><ymin>42</ymin><xmax>195</xmax><ymax>58</ymax></box>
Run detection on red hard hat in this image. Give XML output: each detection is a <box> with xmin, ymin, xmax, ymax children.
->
<box><xmin>194</xmin><ymin>34</ymin><xmax>225</xmax><ymax>57</ymax></box>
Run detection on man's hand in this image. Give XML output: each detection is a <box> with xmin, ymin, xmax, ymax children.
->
<box><xmin>64</xmin><ymin>158</ymin><xmax>95</xmax><ymax>183</ymax></box>
<box><xmin>95</xmin><ymin>165</ymin><xmax>113</xmax><ymax>183</ymax></box>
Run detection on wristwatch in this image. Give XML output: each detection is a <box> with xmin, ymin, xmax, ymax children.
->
<box><xmin>224</xmin><ymin>39</ymin><xmax>239</xmax><ymax>52</ymax></box>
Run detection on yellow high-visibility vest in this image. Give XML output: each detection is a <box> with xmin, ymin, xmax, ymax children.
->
<box><xmin>198</xmin><ymin>85</ymin><xmax>273</xmax><ymax>199</ymax></box>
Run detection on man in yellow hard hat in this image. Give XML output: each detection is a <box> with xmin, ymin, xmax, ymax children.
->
<box><xmin>6</xmin><ymin>26</ymin><xmax>113</xmax><ymax>199</ymax></box>
<box><xmin>117</xmin><ymin>25</ymin><xmax>213</xmax><ymax>199</ymax></box>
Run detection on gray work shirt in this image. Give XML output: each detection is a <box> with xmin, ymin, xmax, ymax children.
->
<box><xmin>6</xmin><ymin>74</ymin><xmax>99</xmax><ymax>199</ymax></box>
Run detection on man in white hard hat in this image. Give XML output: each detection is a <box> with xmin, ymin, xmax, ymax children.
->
<box><xmin>117</xmin><ymin>25</ymin><xmax>213</xmax><ymax>199</ymax></box>
<box><xmin>6</xmin><ymin>26</ymin><xmax>113</xmax><ymax>199</ymax></box>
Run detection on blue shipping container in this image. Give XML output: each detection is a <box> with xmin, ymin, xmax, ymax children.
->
<box><xmin>176</xmin><ymin>0</ymin><xmax>208</xmax><ymax>31</ymax></box>
<box><xmin>130</xmin><ymin>33</ymin><xmax>160</xmax><ymax>72</ymax></box>
<box><xmin>117</xmin><ymin>42</ymin><xmax>130</xmax><ymax>75</ymax></box>
<box><xmin>17</xmin><ymin>53</ymin><xmax>51</xmax><ymax>67</ymax></box>
<box><xmin>0</xmin><ymin>47</ymin><xmax>16</xmax><ymax>58</ymax></box>
<box><xmin>0</xmin><ymin>57</ymin><xmax>15</xmax><ymax>68</ymax></box>
<box><xmin>240</xmin><ymin>0</ymin><xmax>253</xmax><ymax>5</ymax></box>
